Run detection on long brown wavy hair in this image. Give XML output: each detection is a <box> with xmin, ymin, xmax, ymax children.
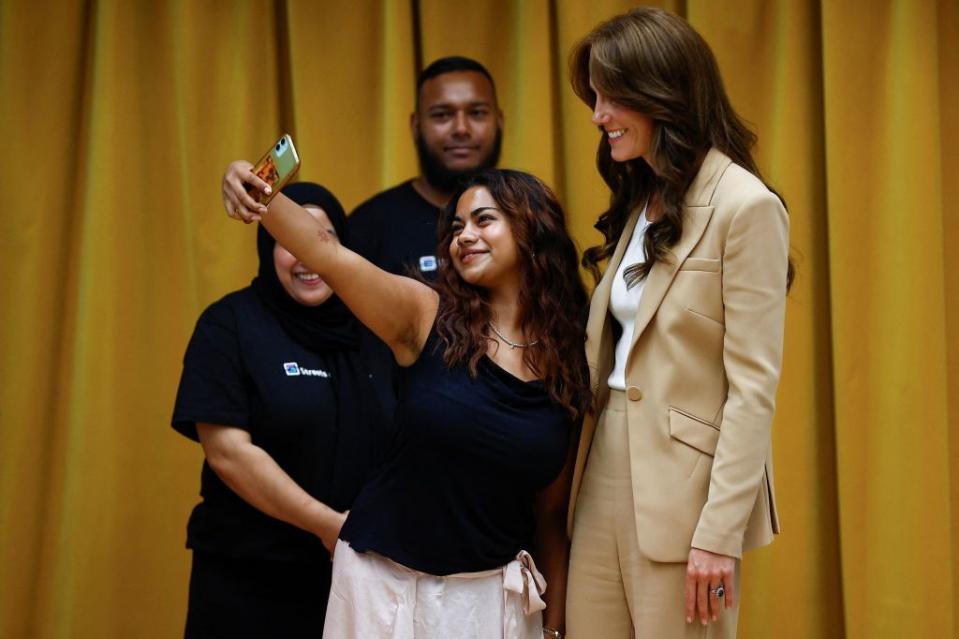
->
<box><xmin>434</xmin><ymin>169</ymin><xmax>592</xmax><ymax>420</ymax></box>
<box><xmin>570</xmin><ymin>7</ymin><xmax>794</xmax><ymax>288</ymax></box>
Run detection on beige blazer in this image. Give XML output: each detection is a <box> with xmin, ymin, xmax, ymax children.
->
<box><xmin>567</xmin><ymin>148</ymin><xmax>787</xmax><ymax>562</ymax></box>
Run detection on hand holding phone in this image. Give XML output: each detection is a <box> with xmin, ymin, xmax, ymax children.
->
<box><xmin>245</xmin><ymin>134</ymin><xmax>301</xmax><ymax>205</ymax></box>
<box><xmin>222</xmin><ymin>135</ymin><xmax>301</xmax><ymax>223</ymax></box>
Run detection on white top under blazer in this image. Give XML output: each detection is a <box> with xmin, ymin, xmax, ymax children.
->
<box><xmin>607</xmin><ymin>206</ymin><xmax>650</xmax><ymax>390</ymax></box>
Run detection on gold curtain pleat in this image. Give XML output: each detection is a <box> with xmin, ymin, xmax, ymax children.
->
<box><xmin>942</xmin><ymin>1</ymin><xmax>959</xmax><ymax>630</ymax></box>
<box><xmin>0</xmin><ymin>1</ymin><xmax>955</xmax><ymax>637</ymax></box>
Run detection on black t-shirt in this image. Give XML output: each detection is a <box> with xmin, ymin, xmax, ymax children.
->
<box><xmin>348</xmin><ymin>180</ymin><xmax>442</xmax><ymax>277</ymax></box>
<box><xmin>172</xmin><ymin>288</ymin><xmax>392</xmax><ymax>562</ymax></box>
<box><xmin>339</xmin><ymin>322</ymin><xmax>574</xmax><ymax>575</ymax></box>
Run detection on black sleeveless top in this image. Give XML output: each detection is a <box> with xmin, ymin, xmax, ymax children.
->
<box><xmin>339</xmin><ymin>324</ymin><xmax>573</xmax><ymax>575</ymax></box>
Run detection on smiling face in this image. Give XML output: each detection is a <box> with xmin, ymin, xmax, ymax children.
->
<box><xmin>273</xmin><ymin>206</ymin><xmax>337</xmax><ymax>306</ymax></box>
<box><xmin>448</xmin><ymin>186</ymin><xmax>520</xmax><ymax>291</ymax></box>
<box><xmin>589</xmin><ymin>79</ymin><xmax>654</xmax><ymax>164</ymax></box>
<box><xmin>414</xmin><ymin>71</ymin><xmax>503</xmax><ymax>188</ymax></box>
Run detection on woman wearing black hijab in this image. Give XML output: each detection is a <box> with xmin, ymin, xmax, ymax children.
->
<box><xmin>171</xmin><ymin>182</ymin><xmax>391</xmax><ymax>637</ymax></box>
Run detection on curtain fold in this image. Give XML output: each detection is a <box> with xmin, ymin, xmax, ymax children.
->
<box><xmin>941</xmin><ymin>3</ymin><xmax>959</xmax><ymax>631</ymax></box>
<box><xmin>0</xmin><ymin>1</ymin><xmax>954</xmax><ymax>637</ymax></box>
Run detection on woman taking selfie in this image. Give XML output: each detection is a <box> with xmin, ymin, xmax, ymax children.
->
<box><xmin>565</xmin><ymin>8</ymin><xmax>792</xmax><ymax>638</ymax></box>
<box><xmin>222</xmin><ymin>167</ymin><xmax>590</xmax><ymax>638</ymax></box>
<box><xmin>172</xmin><ymin>182</ymin><xmax>393</xmax><ymax>636</ymax></box>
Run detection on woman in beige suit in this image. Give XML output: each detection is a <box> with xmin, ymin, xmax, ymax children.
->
<box><xmin>565</xmin><ymin>8</ymin><xmax>792</xmax><ymax>638</ymax></box>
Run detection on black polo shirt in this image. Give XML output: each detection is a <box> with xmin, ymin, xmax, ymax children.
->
<box><xmin>172</xmin><ymin>288</ymin><xmax>391</xmax><ymax>562</ymax></box>
<box><xmin>348</xmin><ymin>180</ymin><xmax>442</xmax><ymax>278</ymax></box>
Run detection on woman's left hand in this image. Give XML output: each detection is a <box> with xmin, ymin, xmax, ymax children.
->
<box><xmin>684</xmin><ymin>547</ymin><xmax>735</xmax><ymax>625</ymax></box>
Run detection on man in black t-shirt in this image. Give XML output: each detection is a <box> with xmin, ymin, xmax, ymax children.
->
<box><xmin>348</xmin><ymin>56</ymin><xmax>504</xmax><ymax>278</ymax></box>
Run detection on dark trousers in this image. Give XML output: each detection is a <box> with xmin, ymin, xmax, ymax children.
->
<box><xmin>184</xmin><ymin>550</ymin><xmax>331</xmax><ymax>638</ymax></box>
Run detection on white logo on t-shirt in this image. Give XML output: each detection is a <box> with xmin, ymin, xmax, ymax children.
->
<box><xmin>283</xmin><ymin>362</ymin><xmax>330</xmax><ymax>378</ymax></box>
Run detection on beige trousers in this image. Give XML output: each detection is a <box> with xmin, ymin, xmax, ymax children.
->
<box><xmin>567</xmin><ymin>391</ymin><xmax>740</xmax><ymax>639</ymax></box>
<box><xmin>324</xmin><ymin>540</ymin><xmax>546</xmax><ymax>639</ymax></box>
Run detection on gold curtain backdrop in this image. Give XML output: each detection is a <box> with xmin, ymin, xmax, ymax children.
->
<box><xmin>0</xmin><ymin>1</ymin><xmax>955</xmax><ymax>637</ymax></box>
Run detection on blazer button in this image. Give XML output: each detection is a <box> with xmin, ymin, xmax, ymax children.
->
<box><xmin>626</xmin><ymin>386</ymin><xmax>643</xmax><ymax>401</ymax></box>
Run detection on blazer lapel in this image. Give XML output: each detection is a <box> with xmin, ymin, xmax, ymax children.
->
<box><xmin>625</xmin><ymin>148</ymin><xmax>731</xmax><ymax>356</ymax></box>
<box><xmin>625</xmin><ymin>205</ymin><xmax>714</xmax><ymax>355</ymax></box>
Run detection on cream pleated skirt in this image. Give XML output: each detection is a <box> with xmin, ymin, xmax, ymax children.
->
<box><xmin>323</xmin><ymin>540</ymin><xmax>546</xmax><ymax>639</ymax></box>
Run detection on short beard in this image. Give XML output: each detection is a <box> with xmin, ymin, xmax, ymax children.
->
<box><xmin>415</xmin><ymin>128</ymin><xmax>502</xmax><ymax>194</ymax></box>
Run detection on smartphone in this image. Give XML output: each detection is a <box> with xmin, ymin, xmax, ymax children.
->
<box><xmin>246</xmin><ymin>134</ymin><xmax>300</xmax><ymax>205</ymax></box>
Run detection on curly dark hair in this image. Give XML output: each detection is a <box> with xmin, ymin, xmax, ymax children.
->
<box><xmin>570</xmin><ymin>7</ymin><xmax>794</xmax><ymax>288</ymax></box>
<box><xmin>433</xmin><ymin>169</ymin><xmax>592</xmax><ymax>420</ymax></box>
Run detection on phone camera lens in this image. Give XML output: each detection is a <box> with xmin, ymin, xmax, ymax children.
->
<box><xmin>275</xmin><ymin>144</ymin><xmax>281</xmax><ymax>151</ymax></box>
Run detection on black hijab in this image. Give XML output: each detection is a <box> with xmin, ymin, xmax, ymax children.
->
<box><xmin>252</xmin><ymin>182</ymin><xmax>382</xmax><ymax>510</ymax></box>
<box><xmin>252</xmin><ymin>182</ymin><xmax>355</xmax><ymax>352</ymax></box>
